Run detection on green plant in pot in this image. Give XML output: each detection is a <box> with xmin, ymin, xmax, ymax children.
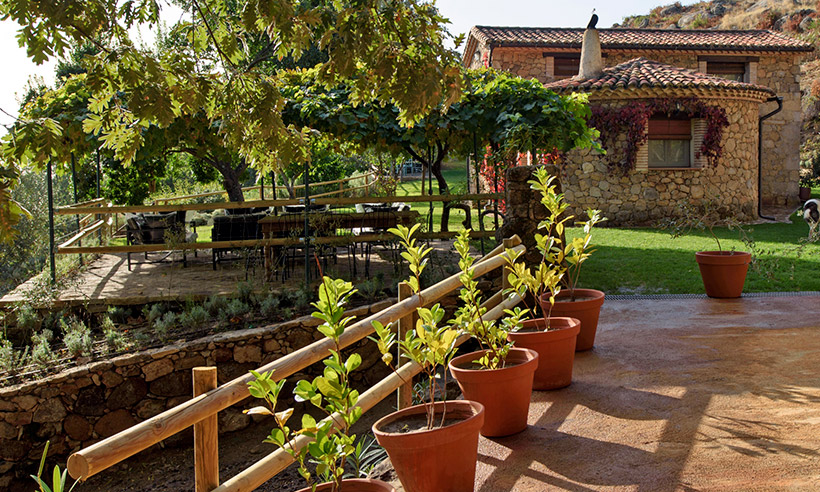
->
<box><xmin>369</xmin><ymin>224</ymin><xmax>485</xmax><ymax>492</ymax></box>
<box><xmin>799</xmin><ymin>175</ymin><xmax>815</xmax><ymax>201</ymax></box>
<box><xmin>447</xmin><ymin>229</ymin><xmax>538</xmax><ymax>437</ymax></box>
<box><xmin>525</xmin><ymin>168</ymin><xmax>606</xmax><ymax>352</ymax></box>
<box><xmin>246</xmin><ymin>276</ymin><xmax>395</xmax><ymax>492</ymax></box>
<box><xmin>660</xmin><ymin>198</ymin><xmax>752</xmax><ymax>298</ymax></box>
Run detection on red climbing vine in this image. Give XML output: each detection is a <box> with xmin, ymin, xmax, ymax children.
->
<box><xmin>589</xmin><ymin>97</ymin><xmax>729</xmax><ymax>174</ymax></box>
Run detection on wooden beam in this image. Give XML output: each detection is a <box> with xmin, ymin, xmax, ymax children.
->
<box><xmin>56</xmin><ymin>193</ymin><xmax>503</xmax><ymax>216</ymax></box>
<box><xmin>56</xmin><ymin>230</ymin><xmax>498</xmax><ymax>255</ymax></box>
<box><xmin>66</xmin><ymin>240</ymin><xmax>523</xmax><ymax>481</ymax></box>
<box><xmin>58</xmin><ymin>220</ymin><xmax>106</xmax><ymax>249</ymax></box>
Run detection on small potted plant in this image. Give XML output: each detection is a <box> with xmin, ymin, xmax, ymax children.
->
<box><xmin>370</xmin><ymin>224</ymin><xmax>485</xmax><ymax>492</ymax></box>
<box><xmin>529</xmin><ymin>168</ymin><xmax>606</xmax><ymax>351</ymax></box>
<box><xmin>501</xmin><ymin>169</ymin><xmax>584</xmax><ymax>389</ymax></box>
<box><xmin>246</xmin><ymin>276</ymin><xmax>395</xmax><ymax>492</ymax></box>
<box><xmin>660</xmin><ymin>198</ymin><xmax>751</xmax><ymax>298</ymax></box>
<box><xmin>800</xmin><ymin>175</ymin><xmax>815</xmax><ymax>201</ymax></box>
<box><xmin>447</xmin><ymin>229</ymin><xmax>539</xmax><ymax>437</ymax></box>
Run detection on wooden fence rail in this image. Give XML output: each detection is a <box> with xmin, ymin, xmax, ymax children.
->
<box><xmin>56</xmin><ymin>193</ymin><xmax>502</xmax><ymax>216</ymax></box>
<box><xmin>152</xmin><ymin>172</ymin><xmax>377</xmax><ymax>205</ymax></box>
<box><xmin>66</xmin><ymin>236</ymin><xmax>523</xmax><ymax>487</ymax></box>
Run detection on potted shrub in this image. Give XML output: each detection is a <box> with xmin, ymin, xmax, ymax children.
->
<box><xmin>661</xmin><ymin>199</ymin><xmax>751</xmax><ymax>298</ymax></box>
<box><xmin>799</xmin><ymin>175</ymin><xmax>815</xmax><ymax>201</ymax></box>
<box><xmin>246</xmin><ymin>276</ymin><xmax>395</xmax><ymax>492</ymax></box>
<box><xmin>447</xmin><ymin>229</ymin><xmax>539</xmax><ymax>437</ymax></box>
<box><xmin>529</xmin><ymin>168</ymin><xmax>606</xmax><ymax>352</ymax></box>
<box><xmin>501</xmin><ymin>170</ymin><xmax>586</xmax><ymax>389</ymax></box>
<box><xmin>370</xmin><ymin>224</ymin><xmax>484</xmax><ymax>492</ymax></box>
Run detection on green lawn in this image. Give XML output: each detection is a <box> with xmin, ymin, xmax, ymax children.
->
<box><xmin>571</xmin><ymin>213</ymin><xmax>820</xmax><ymax>294</ymax></box>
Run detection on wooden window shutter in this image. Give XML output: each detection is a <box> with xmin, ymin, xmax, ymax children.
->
<box><xmin>691</xmin><ymin>119</ymin><xmax>708</xmax><ymax>168</ymax></box>
<box><xmin>635</xmin><ymin>121</ymin><xmax>649</xmax><ymax>172</ymax></box>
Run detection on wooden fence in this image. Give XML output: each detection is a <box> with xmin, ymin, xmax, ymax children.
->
<box><xmin>151</xmin><ymin>172</ymin><xmax>378</xmax><ymax>205</ymax></box>
<box><xmin>66</xmin><ymin>236</ymin><xmax>524</xmax><ymax>491</ymax></box>
<box><xmin>53</xmin><ymin>193</ymin><xmax>502</xmax><ymax>257</ymax></box>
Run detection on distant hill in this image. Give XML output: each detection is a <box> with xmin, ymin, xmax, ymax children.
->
<box><xmin>615</xmin><ymin>0</ymin><xmax>820</xmax><ymax>179</ymax></box>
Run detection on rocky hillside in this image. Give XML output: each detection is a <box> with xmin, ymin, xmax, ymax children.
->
<box><xmin>616</xmin><ymin>0</ymin><xmax>819</xmax><ymax>32</ymax></box>
<box><xmin>616</xmin><ymin>0</ymin><xmax>820</xmax><ymax>179</ymax></box>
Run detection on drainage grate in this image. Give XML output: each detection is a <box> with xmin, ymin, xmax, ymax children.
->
<box><xmin>607</xmin><ymin>291</ymin><xmax>820</xmax><ymax>300</ymax></box>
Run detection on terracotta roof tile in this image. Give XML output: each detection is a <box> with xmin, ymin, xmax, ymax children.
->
<box><xmin>544</xmin><ymin>57</ymin><xmax>776</xmax><ymax>99</ymax></box>
<box><xmin>470</xmin><ymin>27</ymin><xmax>813</xmax><ymax>52</ymax></box>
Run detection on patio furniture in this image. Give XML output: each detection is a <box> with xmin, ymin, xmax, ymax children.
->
<box><xmin>125</xmin><ymin>211</ymin><xmax>197</xmax><ymax>271</ymax></box>
<box><xmin>259</xmin><ymin>210</ymin><xmax>419</xmax><ymax>280</ymax></box>
<box><xmin>211</xmin><ymin>211</ymin><xmax>267</xmax><ymax>270</ymax></box>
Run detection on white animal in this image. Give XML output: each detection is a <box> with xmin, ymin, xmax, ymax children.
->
<box><xmin>804</xmin><ymin>198</ymin><xmax>820</xmax><ymax>240</ymax></box>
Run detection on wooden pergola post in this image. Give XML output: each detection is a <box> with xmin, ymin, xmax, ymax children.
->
<box><xmin>193</xmin><ymin>367</ymin><xmax>219</xmax><ymax>492</ymax></box>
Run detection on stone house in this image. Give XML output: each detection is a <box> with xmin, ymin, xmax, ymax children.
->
<box><xmin>462</xmin><ymin>27</ymin><xmax>813</xmax><ymax>223</ymax></box>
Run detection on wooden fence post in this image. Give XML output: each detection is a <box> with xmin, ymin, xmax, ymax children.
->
<box><xmin>397</xmin><ymin>282</ymin><xmax>415</xmax><ymax>409</ymax></box>
<box><xmin>193</xmin><ymin>367</ymin><xmax>219</xmax><ymax>492</ymax></box>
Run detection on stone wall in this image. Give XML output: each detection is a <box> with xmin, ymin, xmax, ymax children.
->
<box><xmin>487</xmin><ymin>46</ymin><xmax>805</xmax><ymax>207</ymax></box>
<box><xmin>565</xmin><ymin>97</ymin><xmax>761</xmax><ymax>225</ymax></box>
<box><xmin>496</xmin><ymin>98</ymin><xmax>762</xmax><ymax>227</ymax></box>
<box><xmin>0</xmin><ymin>299</ymin><xmax>396</xmax><ymax>488</ymax></box>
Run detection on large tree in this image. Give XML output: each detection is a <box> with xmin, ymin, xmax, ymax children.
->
<box><xmin>0</xmin><ymin>0</ymin><xmax>463</xmax><ymax>240</ymax></box>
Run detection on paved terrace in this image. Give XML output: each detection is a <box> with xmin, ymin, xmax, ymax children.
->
<box><xmin>456</xmin><ymin>294</ymin><xmax>820</xmax><ymax>492</ymax></box>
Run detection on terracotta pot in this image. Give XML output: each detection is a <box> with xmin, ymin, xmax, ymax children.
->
<box><xmin>372</xmin><ymin>400</ymin><xmax>484</xmax><ymax>492</ymax></box>
<box><xmin>800</xmin><ymin>186</ymin><xmax>811</xmax><ymax>201</ymax></box>
<box><xmin>540</xmin><ymin>289</ymin><xmax>605</xmax><ymax>351</ymax></box>
<box><xmin>294</xmin><ymin>478</ymin><xmax>397</xmax><ymax>492</ymax></box>
<box><xmin>449</xmin><ymin>348</ymin><xmax>538</xmax><ymax>437</ymax></box>
<box><xmin>507</xmin><ymin>318</ymin><xmax>580</xmax><ymax>390</ymax></box>
<box><xmin>695</xmin><ymin>251</ymin><xmax>751</xmax><ymax>298</ymax></box>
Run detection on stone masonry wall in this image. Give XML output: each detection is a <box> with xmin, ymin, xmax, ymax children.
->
<box><xmin>562</xmin><ymin>97</ymin><xmax>761</xmax><ymax>225</ymax></box>
<box><xmin>0</xmin><ymin>299</ymin><xmax>397</xmax><ymax>488</ymax></box>
<box><xmin>488</xmin><ymin>46</ymin><xmax>805</xmax><ymax>207</ymax></box>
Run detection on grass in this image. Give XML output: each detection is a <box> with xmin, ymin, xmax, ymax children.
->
<box><xmin>571</xmin><ymin>212</ymin><xmax>820</xmax><ymax>295</ymax></box>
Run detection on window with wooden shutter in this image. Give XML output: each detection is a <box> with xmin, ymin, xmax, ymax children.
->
<box><xmin>691</xmin><ymin>118</ymin><xmax>708</xmax><ymax>168</ymax></box>
<box><xmin>554</xmin><ymin>56</ymin><xmax>580</xmax><ymax>79</ymax></box>
<box><xmin>707</xmin><ymin>61</ymin><xmax>746</xmax><ymax>82</ymax></box>
<box><xmin>647</xmin><ymin>117</ymin><xmax>691</xmax><ymax>168</ymax></box>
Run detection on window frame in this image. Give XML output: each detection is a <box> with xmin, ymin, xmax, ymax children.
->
<box><xmin>647</xmin><ymin>116</ymin><xmax>693</xmax><ymax>169</ymax></box>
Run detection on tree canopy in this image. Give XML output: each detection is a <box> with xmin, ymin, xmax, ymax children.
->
<box><xmin>281</xmin><ymin>67</ymin><xmax>601</xmax><ymax>193</ymax></box>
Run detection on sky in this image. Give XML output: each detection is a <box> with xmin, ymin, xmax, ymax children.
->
<box><xmin>0</xmin><ymin>0</ymin><xmax>694</xmax><ymax>132</ymax></box>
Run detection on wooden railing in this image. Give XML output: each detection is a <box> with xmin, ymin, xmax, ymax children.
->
<box><xmin>53</xmin><ymin>193</ymin><xmax>502</xmax><ymax>256</ymax></box>
<box><xmin>151</xmin><ymin>172</ymin><xmax>378</xmax><ymax>205</ymax></box>
<box><xmin>66</xmin><ymin>236</ymin><xmax>524</xmax><ymax>491</ymax></box>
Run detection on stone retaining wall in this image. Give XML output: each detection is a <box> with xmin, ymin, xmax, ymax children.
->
<box><xmin>0</xmin><ymin>299</ymin><xmax>396</xmax><ymax>487</ymax></box>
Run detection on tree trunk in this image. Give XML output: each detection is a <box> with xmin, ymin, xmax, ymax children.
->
<box><xmin>430</xmin><ymin>159</ymin><xmax>449</xmax><ymax>195</ymax></box>
<box><xmin>221</xmin><ymin>167</ymin><xmax>245</xmax><ymax>202</ymax></box>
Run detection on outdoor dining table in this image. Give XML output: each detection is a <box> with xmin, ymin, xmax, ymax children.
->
<box><xmin>258</xmin><ymin>209</ymin><xmax>420</xmax><ymax>280</ymax></box>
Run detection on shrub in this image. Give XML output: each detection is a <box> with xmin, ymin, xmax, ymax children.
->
<box><xmin>204</xmin><ymin>295</ymin><xmax>229</xmax><ymax>317</ymax></box>
<box><xmin>286</xmin><ymin>287</ymin><xmax>311</xmax><ymax>310</ymax></box>
<box><xmin>30</xmin><ymin>330</ymin><xmax>55</xmax><ymax>368</ymax></box>
<box><xmin>15</xmin><ymin>303</ymin><xmax>40</xmax><ymax>334</ymax></box>
<box><xmin>107</xmin><ymin>305</ymin><xmax>130</xmax><ymax>324</ymax></box>
<box><xmin>0</xmin><ymin>336</ymin><xmax>28</xmax><ymax>374</ymax></box>
<box><xmin>222</xmin><ymin>299</ymin><xmax>250</xmax><ymax>322</ymax></box>
<box><xmin>63</xmin><ymin>318</ymin><xmax>93</xmax><ymax>358</ymax></box>
<box><xmin>146</xmin><ymin>303</ymin><xmax>168</xmax><ymax>324</ymax></box>
<box><xmin>154</xmin><ymin>312</ymin><xmax>177</xmax><ymax>339</ymax></box>
<box><xmin>236</xmin><ymin>281</ymin><xmax>256</xmax><ymax>306</ymax></box>
<box><xmin>104</xmin><ymin>328</ymin><xmax>128</xmax><ymax>353</ymax></box>
<box><xmin>99</xmin><ymin>315</ymin><xmax>116</xmax><ymax>332</ymax></box>
<box><xmin>180</xmin><ymin>305</ymin><xmax>209</xmax><ymax>327</ymax></box>
<box><xmin>259</xmin><ymin>294</ymin><xmax>281</xmax><ymax>318</ymax></box>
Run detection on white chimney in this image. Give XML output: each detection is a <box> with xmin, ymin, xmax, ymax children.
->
<box><xmin>578</xmin><ymin>27</ymin><xmax>603</xmax><ymax>79</ymax></box>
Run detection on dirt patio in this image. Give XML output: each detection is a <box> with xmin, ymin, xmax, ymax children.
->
<box><xmin>65</xmin><ymin>293</ymin><xmax>820</xmax><ymax>492</ymax></box>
